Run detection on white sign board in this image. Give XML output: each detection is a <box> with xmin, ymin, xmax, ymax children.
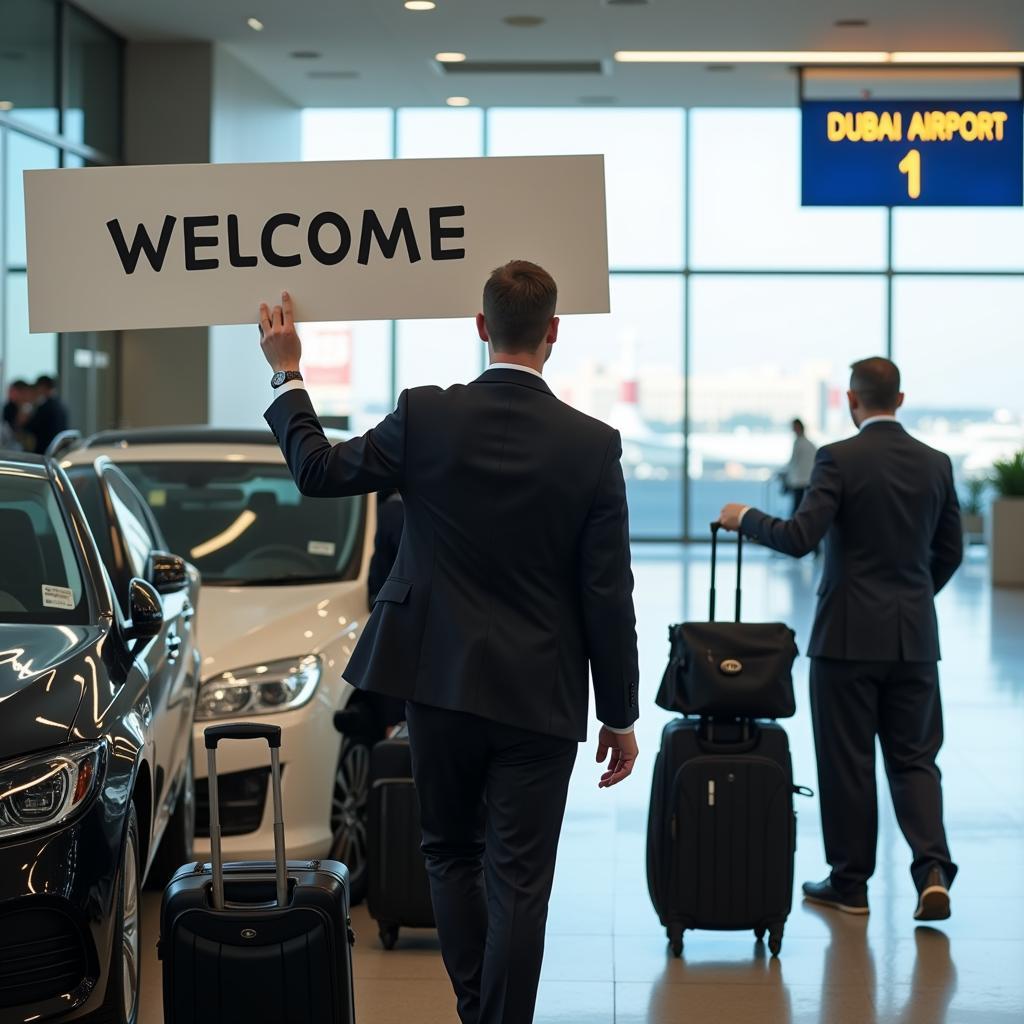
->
<box><xmin>24</xmin><ymin>155</ymin><xmax>609</xmax><ymax>334</ymax></box>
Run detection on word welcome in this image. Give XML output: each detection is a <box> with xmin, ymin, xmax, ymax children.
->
<box><xmin>827</xmin><ymin>109</ymin><xmax>1010</xmax><ymax>144</ymax></box>
<box><xmin>105</xmin><ymin>205</ymin><xmax>467</xmax><ymax>275</ymax></box>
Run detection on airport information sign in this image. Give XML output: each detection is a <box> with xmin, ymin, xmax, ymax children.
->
<box><xmin>801</xmin><ymin>100</ymin><xmax>1024</xmax><ymax>206</ymax></box>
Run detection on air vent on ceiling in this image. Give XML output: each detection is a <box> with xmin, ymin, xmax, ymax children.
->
<box><xmin>579</xmin><ymin>95</ymin><xmax>617</xmax><ymax>105</ymax></box>
<box><xmin>503</xmin><ymin>15</ymin><xmax>546</xmax><ymax>27</ymax></box>
<box><xmin>440</xmin><ymin>60</ymin><xmax>605</xmax><ymax>74</ymax></box>
<box><xmin>307</xmin><ymin>70</ymin><xmax>360</xmax><ymax>80</ymax></box>
<box><xmin>604</xmin><ymin>0</ymin><xmax>651</xmax><ymax>6</ymax></box>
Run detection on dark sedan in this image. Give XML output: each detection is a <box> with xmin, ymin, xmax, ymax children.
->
<box><xmin>0</xmin><ymin>454</ymin><xmax>200</xmax><ymax>1023</ymax></box>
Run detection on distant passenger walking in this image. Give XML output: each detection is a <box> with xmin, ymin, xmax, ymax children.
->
<box><xmin>781</xmin><ymin>417</ymin><xmax>817</xmax><ymax>515</ymax></box>
<box><xmin>259</xmin><ymin>264</ymin><xmax>640</xmax><ymax>1024</ymax></box>
<box><xmin>718</xmin><ymin>357</ymin><xmax>962</xmax><ymax>922</ymax></box>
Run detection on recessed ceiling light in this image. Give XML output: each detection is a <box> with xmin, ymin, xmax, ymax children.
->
<box><xmin>446</xmin><ymin>96</ymin><xmax>471</xmax><ymax>106</ymax></box>
<box><xmin>291</xmin><ymin>50</ymin><xmax>321</xmax><ymax>59</ymax></box>
<box><xmin>246</xmin><ymin>17</ymin><xmax>264</xmax><ymax>31</ymax></box>
<box><xmin>835</xmin><ymin>18</ymin><xmax>869</xmax><ymax>27</ymax></box>
<box><xmin>615</xmin><ymin>49</ymin><xmax>1024</xmax><ymax>64</ymax></box>
<box><xmin>615</xmin><ymin>50</ymin><xmax>890</xmax><ymax>63</ymax></box>
<box><xmin>503</xmin><ymin>15</ymin><xmax>545</xmax><ymax>27</ymax></box>
<box><xmin>404</xmin><ymin>1</ymin><xmax>436</xmax><ymax>10</ymax></box>
<box><xmin>0</xmin><ymin>100</ymin><xmax>13</xmax><ymax>111</ymax></box>
<box><xmin>436</xmin><ymin>51</ymin><xmax>467</xmax><ymax>63</ymax></box>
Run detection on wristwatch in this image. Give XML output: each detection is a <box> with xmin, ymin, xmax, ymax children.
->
<box><xmin>271</xmin><ymin>370</ymin><xmax>303</xmax><ymax>389</ymax></box>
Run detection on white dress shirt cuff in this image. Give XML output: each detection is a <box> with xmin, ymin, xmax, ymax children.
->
<box><xmin>267</xmin><ymin>378</ymin><xmax>307</xmax><ymax>407</ymax></box>
<box><xmin>604</xmin><ymin>723</ymin><xmax>635</xmax><ymax>735</ymax></box>
<box><xmin>738</xmin><ymin>506</ymin><xmax>752</xmax><ymax>526</ymax></box>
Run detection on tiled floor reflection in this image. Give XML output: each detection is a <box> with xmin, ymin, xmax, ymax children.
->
<box><xmin>138</xmin><ymin>545</ymin><xmax>1024</xmax><ymax>1022</ymax></box>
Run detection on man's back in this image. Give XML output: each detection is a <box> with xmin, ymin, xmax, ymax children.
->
<box><xmin>744</xmin><ymin>421</ymin><xmax>962</xmax><ymax>661</ymax></box>
<box><xmin>266</xmin><ymin>367</ymin><xmax>640</xmax><ymax>740</ymax></box>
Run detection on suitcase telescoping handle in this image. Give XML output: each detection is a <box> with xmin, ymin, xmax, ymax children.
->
<box><xmin>204</xmin><ymin>723</ymin><xmax>288</xmax><ymax>912</ymax></box>
<box><xmin>709</xmin><ymin>521</ymin><xmax>742</xmax><ymax>623</ymax></box>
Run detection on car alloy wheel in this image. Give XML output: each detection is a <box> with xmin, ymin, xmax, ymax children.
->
<box><xmin>330</xmin><ymin>737</ymin><xmax>370</xmax><ymax>903</ymax></box>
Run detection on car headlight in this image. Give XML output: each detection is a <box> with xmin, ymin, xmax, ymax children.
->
<box><xmin>196</xmin><ymin>655</ymin><xmax>322</xmax><ymax>721</ymax></box>
<box><xmin>0</xmin><ymin>742</ymin><xmax>106</xmax><ymax>841</ymax></box>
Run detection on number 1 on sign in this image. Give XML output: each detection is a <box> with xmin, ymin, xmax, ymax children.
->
<box><xmin>898</xmin><ymin>149</ymin><xmax>921</xmax><ymax>200</ymax></box>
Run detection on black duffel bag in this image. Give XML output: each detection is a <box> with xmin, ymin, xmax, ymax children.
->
<box><xmin>656</xmin><ymin>523</ymin><xmax>798</xmax><ymax>719</ymax></box>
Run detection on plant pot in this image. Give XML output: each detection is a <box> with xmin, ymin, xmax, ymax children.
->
<box><xmin>989</xmin><ymin>497</ymin><xmax>1024</xmax><ymax>586</ymax></box>
<box><xmin>962</xmin><ymin>513</ymin><xmax>984</xmax><ymax>539</ymax></box>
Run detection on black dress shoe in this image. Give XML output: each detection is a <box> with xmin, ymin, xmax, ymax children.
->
<box><xmin>914</xmin><ymin>867</ymin><xmax>951</xmax><ymax>921</ymax></box>
<box><xmin>802</xmin><ymin>878</ymin><xmax>869</xmax><ymax>915</ymax></box>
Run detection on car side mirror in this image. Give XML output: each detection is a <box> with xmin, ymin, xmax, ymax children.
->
<box><xmin>148</xmin><ymin>550</ymin><xmax>189</xmax><ymax>595</ymax></box>
<box><xmin>125</xmin><ymin>578</ymin><xmax>164</xmax><ymax>641</ymax></box>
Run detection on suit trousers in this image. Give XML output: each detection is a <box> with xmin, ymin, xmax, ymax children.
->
<box><xmin>809</xmin><ymin>657</ymin><xmax>957</xmax><ymax>894</ymax></box>
<box><xmin>405</xmin><ymin>701</ymin><xmax>578</xmax><ymax>1024</ymax></box>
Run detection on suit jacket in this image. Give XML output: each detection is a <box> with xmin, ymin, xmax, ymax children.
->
<box><xmin>265</xmin><ymin>369</ymin><xmax>640</xmax><ymax>741</ymax></box>
<box><xmin>26</xmin><ymin>396</ymin><xmax>69</xmax><ymax>454</ymax></box>
<box><xmin>741</xmin><ymin>421</ymin><xmax>962</xmax><ymax>663</ymax></box>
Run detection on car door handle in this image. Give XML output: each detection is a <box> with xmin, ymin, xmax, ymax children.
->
<box><xmin>166</xmin><ymin>635</ymin><xmax>183</xmax><ymax>662</ymax></box>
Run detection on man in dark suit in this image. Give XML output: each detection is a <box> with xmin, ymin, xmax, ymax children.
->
<box><xmin>259</xmin><ymin>262</ymin><xmax>640</xmax><ymax>1024</ymax></box>
<box><xmin>719</xmin><ymin>357</ymin><xmax>962</xmax><ymax>922</ymax></box>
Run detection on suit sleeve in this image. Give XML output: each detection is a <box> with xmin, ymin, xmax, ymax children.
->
<box><xmin>579</xmin><ymin>431</ymin><xmax>640</xmax><ymax>731</ymax></box>
<box><xmin>930</xmin><ymin>455</ymin><xmax>963</xmax><ymax>595</ymax></box>
<box><xmin>265</xmin><ymin>387</ymin><xmax>406</xmax><ymax>498</ymax></box>
<box><xmin>741</xmin><ymin>448</ymin><xmax>842</xmax><ymax>557</ymax></box>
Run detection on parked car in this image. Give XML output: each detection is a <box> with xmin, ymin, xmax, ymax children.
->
<box><xmin>0</xmin><ymin>452</ymin><xmax>199</xmax><ymax>1023</ymax></box>
<box><xmin>64</xmin><ymin>427</ymin><xmax>382</xmax><ymax>901</ymax></box>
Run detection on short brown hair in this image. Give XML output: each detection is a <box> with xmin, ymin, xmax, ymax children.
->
<box><xmin>850</xmin><ymin>357</ymin><xmax>901</xmax><ymax>411</ymax></box>
<box><xmin>482</xmin><ymin>260</ymin><xmax>558</xmax><ymax>353</ymax></box>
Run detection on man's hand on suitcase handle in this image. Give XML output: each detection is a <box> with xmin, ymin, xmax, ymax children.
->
<box><xmin>597</xmin><ymin>727</ymin><xmax>639</xmax><ymax>788</ymax></box>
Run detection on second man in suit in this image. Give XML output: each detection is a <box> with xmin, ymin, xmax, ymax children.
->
<box><xmin>719</xmin><ymin>357</ymin><xmax>962</xmax><ymax>922</ymax></box>
<box><xmin>259</xmin><ymin>262</ymin><xmax>640</xmax><ymax>1024</ymax></box>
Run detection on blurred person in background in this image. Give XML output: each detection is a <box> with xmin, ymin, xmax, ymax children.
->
<box><xmin>1</xmin><ymin>380</ymin><xmax>31</xmax><ymax>449</ymax></box>
<box><xmin>24</xmin><ymin>375</ymin><xmax>69</xmax><ymax>454</ymax></box>
<box><xmin>781</xmin><ymin>417</ymin><xmax>817</xmax><ymax>515</ymax></box>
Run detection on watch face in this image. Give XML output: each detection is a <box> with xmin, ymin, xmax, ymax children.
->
<box><xmin>271</xmin><ymin>371</ymin><xmax>287</xmax><ymax>387</ymax></box>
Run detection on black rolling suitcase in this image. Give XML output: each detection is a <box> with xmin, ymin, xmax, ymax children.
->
<box><xmin>367</xmin><ymin>725</ymin><xmax>435</xmax><ymax>949</ymax></box>
<box><xmin>647</xmin><ymin>716</ymin><xmax>809</xmax><ymax>956</ymax></box>
<box><xmin>646</xmin><ymin>523</ymin><xmax>810</xmax><ymax>958</ymax></box>
<box><xmin>160</xmin><ymin>723</ymin><xmax>356</xmax><ymax>1023</ymax></box>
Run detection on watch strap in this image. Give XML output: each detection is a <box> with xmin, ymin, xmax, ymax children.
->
<box><xmin>272</xmin><ymin>370</ymin><xmax>304</xmax><ymax>389</ymax></box>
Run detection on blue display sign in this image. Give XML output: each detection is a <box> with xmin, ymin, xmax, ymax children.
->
<box><xmin>801</xmin><ymin>100</ymin><xmax>1023</xmax><ymax>206</ymax></box>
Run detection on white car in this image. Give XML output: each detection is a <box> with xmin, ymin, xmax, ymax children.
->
<box><xmin>63</xmin><ymin>427</ymin><xmax>380</xmax><ymax>898</ymax></box>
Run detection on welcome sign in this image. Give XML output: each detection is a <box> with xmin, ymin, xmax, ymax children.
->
<box><xmin>24</xmin><ymin>154</ymin><xmax>609</xmax><ymax>333</ymax></box>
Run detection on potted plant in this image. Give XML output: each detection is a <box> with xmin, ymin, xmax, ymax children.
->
<box><xmin>989</xmin><ymin>451</ymin><xmax>1024</xmax><ymax>586</ymax></box>
<box><xmin>960</xmin><ymin>478</ymin><xmax>986</xmax><ymax>541</ymax></box>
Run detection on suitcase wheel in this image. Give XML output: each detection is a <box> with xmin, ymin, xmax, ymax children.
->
<box><xmin>379</xmin><ymin>924</ymin><xmax>400</xmax><ymax>951</ymax></box>
<box><xmin>667</xmin><ymin>924</ymin><xmax>684</xmax><ymax>958</ymax></box>
<box><xmin>754</xmin><ymin>927</ymin><xmax>766</xmax><ymax>943</ymax></box>
<box><xmin>768</xmin><ymin>927</ymin><xmax>783</xmax><ymax>958</ymax></box>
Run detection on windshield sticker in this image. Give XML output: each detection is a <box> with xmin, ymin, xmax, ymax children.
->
<box><xmin>149</xmin><ymin>489</ymin><xmax>167</xmax><ymax>507</ymax></box>
<box><xmin>42</xmin><ymin>584</ymin><xmax>75</xmax><ymax>610</ymax></box>
<box><xmin>307</xmin><ymin>540</ymin><xmax>336</xmax><ymax>557</ymax></box>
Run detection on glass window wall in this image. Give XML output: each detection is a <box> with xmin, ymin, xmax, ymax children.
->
<box><xmin>296</xmin><ymin>104</ymin><xmax>1024</xmax><ymax>539</ymax></box>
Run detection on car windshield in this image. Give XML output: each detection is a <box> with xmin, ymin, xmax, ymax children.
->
<box><xmin>116</xmin><ymin>461</ymin><xmax>364</xmax><ymax>586</ymax></box>
<box><xmin>0</xmin><ymin>466</ymin><xmax>89</xmax><ymax>624</ymax></box>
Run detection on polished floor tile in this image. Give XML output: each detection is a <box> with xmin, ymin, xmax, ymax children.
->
<box><xmin>136</xmin><ymin>546</ymin><xmax>1024</xmax><ymax>1023</ymax></box>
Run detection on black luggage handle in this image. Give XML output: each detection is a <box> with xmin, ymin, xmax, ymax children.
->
<box><xmin>204</xmin><ymin>723</ymin><xmax>288</xmax><ymax>912</ymax></box>
<box><xmin>709</xmin><ymin>522</ymin><xmax>742</xmax><ymax>622</ymax></box>
<box><xmin>204</xmin><ymin>722</ymin><xmax>282</xmax><ymax>749</ymax></box>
